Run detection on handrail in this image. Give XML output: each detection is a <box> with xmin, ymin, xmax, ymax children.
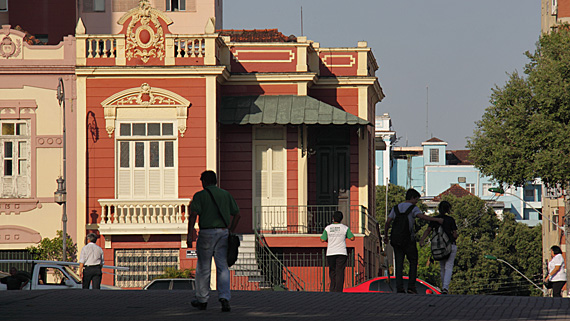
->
<box><xmin>254</xmin><ymin>230</ymin><xmax>306</xmax><ymax>291</ymax></box>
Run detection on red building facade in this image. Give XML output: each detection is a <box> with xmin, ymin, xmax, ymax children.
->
<box><xmin>75</xmin><ymin>0</ymin><xmax>383</xmax><ymax>290</ymax></box>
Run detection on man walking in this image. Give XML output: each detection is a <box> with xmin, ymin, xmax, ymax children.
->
<box><xmin>321</xmin><ymin>211</ymin><xmax>355</xmax><ymax>292</ymax></box>
<box><xmin>188</xmin><ymin>170</ymin><xmax>240</xmax><ymax>312</ymax></box>
<box><xmin>78</xmin><ymin>233</ymin><xmax>104</xmax><ymax>289</ymax></box>
<box><xmin>383</xmin><ymin>189</ymin><xmax>443</xmax><ymax>294</ymax></box>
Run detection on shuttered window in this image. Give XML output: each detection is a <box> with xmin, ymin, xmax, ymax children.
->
<box><xmin>117</xmin><ymin>122</ymin><xmax>176</xmax><ymax>199</ymax></box>
<box><xmin>0</xmin><ymin>121</ymin><xmax>30</xmax><ymax>198</ymax></box>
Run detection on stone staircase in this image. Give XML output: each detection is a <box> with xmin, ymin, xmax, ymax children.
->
<box><xmin>230</xmin><ymin>234</ymin><xmax>272</xmax><ymax>289</ymax></box>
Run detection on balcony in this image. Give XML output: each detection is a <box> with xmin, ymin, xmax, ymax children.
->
<box><xmin>76</xmin><ymin>34</ymin><xmax>226</xmax><ymax>67</ymax></box>
<box><xmin>98</xmin><ymin>199</ymin><xmax>190</xmax><ymax>235</ymax></box>
<box><xmin>253</xmin><ymin>205</ymin><xmax>377</xmax><ymax>235</ymax></box>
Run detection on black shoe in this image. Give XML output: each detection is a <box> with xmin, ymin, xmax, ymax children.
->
<box><xmin>441</xmin><ymin>289</ymin><xmax>448</xmax><ymax>294</ymax></box>
<box><xmin>407</xmin><ymin>288</ymin><xmax>418</xmax><ymax>294</ymax></box>
<box><xmin>191</xmin><ymin>299</ymin><xmax>207</xmax><ymax>310</ymax></box>
<box><xmin>396</xmin><ymin>289</ymin><xmax>406</xmax><ymax>293</ymax></box>
<box><xmin>220</xmin><ymin>298</ymin><xmax>231</xmax><ymax>312</ymax></box>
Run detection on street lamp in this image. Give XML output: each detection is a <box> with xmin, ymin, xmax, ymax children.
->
<box><xmin>55</xmin><ymin>77</ymin><xmax>67</xmax><ymax>261</ymax></box>
<box><xmin>484</xmin><ymin>254</ymin><xmax>545</xmax><ymax>294</ymax></box>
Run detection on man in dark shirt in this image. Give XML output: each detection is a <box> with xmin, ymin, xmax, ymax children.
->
<box><xmin>188</xmin><ymin>170</ymin><xmax>240</xmax><ymax>312</ymax></box>
<box><xmin>1</xmin><ymin>267</ymin><xmax>29</xmax><ymax>290</ymax></box>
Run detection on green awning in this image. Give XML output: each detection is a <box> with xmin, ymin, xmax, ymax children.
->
<box><xmin>220</xmin><ymin>95</ymin><xmax>371</xmax><ymax>126</ymax></box>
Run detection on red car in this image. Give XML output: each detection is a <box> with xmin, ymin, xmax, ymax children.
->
<box><xmin>343</xmin><ymin>276</ymin><xmax>441</xmax><ymax>294</ymax></box>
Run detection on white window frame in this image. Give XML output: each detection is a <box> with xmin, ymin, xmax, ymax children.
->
<box><xmin>116</xmin><ymin>121</ymin><xmax>177</xmax><ymax>200</ymax></box>
<box><xmin>482</xmin><ymin>183</ymin><xmax>493</xmax><ymax>196</ymax></box>
<box><xmin>465</xmin><ymin>183</ymin><xmax>475</xmax><ymax>194</ymax></box>
<box><xmin>166</xmin><ymin>0</ymin><xmax>186</xmax><ymax>11</ymax></box>
<box><xmin>1</xmin><ymin>121</ymin><xmax>30</xmax><ymax>198</ymax></box>
<box><xmin>0</xmin><ymin>0</ymin><xmax>7</xmax><ymax>12</ymax></box>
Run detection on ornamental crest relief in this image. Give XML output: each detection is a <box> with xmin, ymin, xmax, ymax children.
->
<box><xmin>121</xmin><ymin>0</ymin><xmax>171</xmax><ymax>63</ymax></box>
<box><xmin>0</xmin><ymin>35</ymin><xmax>22</xmax><ymax>59</ymax></box>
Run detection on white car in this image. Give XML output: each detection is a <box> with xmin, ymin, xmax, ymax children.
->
<box><xmin>0</xmin><ymin>260</ymin><xmax>126</xmax><ymax>290</ymax></box>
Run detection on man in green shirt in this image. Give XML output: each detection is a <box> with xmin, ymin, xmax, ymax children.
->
<box><xmin>188</xmin><ymin>170</ymin><xmax>240</xmax><ymax>312</ymax></box>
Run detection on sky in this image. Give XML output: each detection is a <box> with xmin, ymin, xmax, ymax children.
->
<box><xmin>223</xmin><ymin>0</ymin><xmax>541</xmax><ymax>150</ymax></box>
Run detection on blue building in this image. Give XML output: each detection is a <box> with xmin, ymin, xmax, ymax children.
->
<box><xmin>375</xmin><ymin>115</ymin><xmax>541</xmax><ymax>226</ymax></box>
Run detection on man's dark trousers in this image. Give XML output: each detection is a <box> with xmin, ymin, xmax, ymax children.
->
<box><xmin>82</xmin><ymin>266</ymin><xmax>102</xmax><ymax>289</ymax></box>
<box><xmin>327</xmin><ymin>255</ymin><xmax>348</xmax><ymax>292</ymax></box>
<box><xmin>393</xmin><ymin>241</ymin><xmax>418</xmax><ymax>292</ymax></box>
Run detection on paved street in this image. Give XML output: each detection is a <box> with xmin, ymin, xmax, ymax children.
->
<box><xmin>0</xmin><ymin>290</ymin><xmax>569</xmax><ymax>321</ymax></box>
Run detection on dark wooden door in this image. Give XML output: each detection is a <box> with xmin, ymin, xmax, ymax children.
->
<box><xmin>316</xmin><ymin>145</ymin><xmax>349</xmax><ymax>205</ymax></box>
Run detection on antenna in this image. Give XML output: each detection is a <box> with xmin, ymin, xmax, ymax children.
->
<box><xmin>301</xmin><ymin>6</ymin><xmax>304</xmax><ymax>36</ymax></box>
<box><xmin>426</xmin><ymin>85</ymin><xmax>429</xmax><ymax>139</ymax></box>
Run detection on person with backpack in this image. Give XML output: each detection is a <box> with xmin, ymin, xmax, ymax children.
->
<box><xmin>383</xmin><ymin>189</ymin><xmax>443</xmax><ymax>294</ymax></box>
<box><xmin>420</xmin><ymin>200</ymin><xmax>458</xmax><ymax>294</ymax></box>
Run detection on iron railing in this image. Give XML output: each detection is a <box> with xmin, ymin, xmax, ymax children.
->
<box><xmin>253</xmin><ymin>205</ymin><xmax>369</xmax><ymax>235</ymax></box>
<box><xmin>230</xmin><ymin>231</ymin><xmax>306</xmax><ymax>291</ymax></box>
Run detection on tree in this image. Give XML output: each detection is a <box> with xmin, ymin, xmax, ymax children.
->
<box><xmin>27</xmin><ymin>230</ymin><xmax>77</xmax><ymax>262</ymax></box>
<box><xmin>155</xmin><ymin>267</ymin><xmax>195</xmax><ymax>279</ymax></box>
<box><xmin>416</xmin><ymin>195</ymin><xmax>543</xmax><ymax>296</ymax></box>
<box><xmin>468</xmin><ymin>26</ymin><xmax>570</xmax><ymax>188</ymax></box>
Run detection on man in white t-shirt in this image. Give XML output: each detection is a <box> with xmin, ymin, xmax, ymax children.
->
<box><xmin>321</xmin><ymin>211</ymin><xmax>355</xmax><ymax>292</ymax></box>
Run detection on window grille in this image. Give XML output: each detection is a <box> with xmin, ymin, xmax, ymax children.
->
<box><xmin>115</xmin><ymin>249</ymin><xmax>179</xmax><ymax>288</ymax></box>
<box><xmin>429</xmin><ymin>148</ymin><xmax>438</xmax><ymax>163</ymax></box>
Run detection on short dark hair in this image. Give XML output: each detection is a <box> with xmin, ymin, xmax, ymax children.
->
<box><xmin>86</xmin><ymin>233</ymin><xmax>97</xmax><ymax>243</ymax></box>
<box><xmin>405</xmin><ymin>189</ymin><xmax>421</xmax><ymax>200</ymax></box>
<box><xmin>200</xmin><ymin>170</ymin><xmax>217</xmax><ymax>186</ymax></box>
<box><xmin>333</xmin><ymin>211</ymin><xmax>343</xmax><ymax>223</ymax></box>
<box><xmin>438</xmin><ymin>201</ymin><xmax>451</xmax><ymax>215</ymax></box>
<box><xmin>551</xmin><ymin>245</ymin><xmax>562</xmax><ymax>255</ymax></box>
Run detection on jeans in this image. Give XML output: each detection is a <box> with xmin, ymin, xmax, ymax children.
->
<box><xmin>439</xmin><ymin>244</ymin><xmax>457</xmax><ymax>291</ymax></box>
<box><xmin>327</xmin><ymin>255</ymin><xmax>348</xmax><ymax>292</ymax></box>
<box><xmin>394</xmin><ymin>241</ymin><xmax>418</xmax><ymax>292</ymax></box>
<box><xmin>195</xmin><ymin>228</ymin><xmax>230</xmax><ymax>303</ymax></box>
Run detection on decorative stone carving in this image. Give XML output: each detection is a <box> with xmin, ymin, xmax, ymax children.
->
<box><xmin>0</xmin><ymin>35</ymin><xmax>21</xmax><ymax>59</ymax></box>
<box><xmin>101</xmin><ymin>83</ymin><xmax>191</xmax><ymax>137</ymax></box>
<box><xmin>119</xmin><ymin>0</ymin><xmax>173</xmax><ymax>63</ymax></box>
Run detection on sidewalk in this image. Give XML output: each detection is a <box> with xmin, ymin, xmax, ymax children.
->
<box><xmin>1</xmin><ymin>290</ymin><xmax>568</xmax><ymax>321</ymax></box>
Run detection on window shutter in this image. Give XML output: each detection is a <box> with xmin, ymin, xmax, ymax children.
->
<box><xmin>149</xmin><ymin>169</ymin><xmax>161</xmax><ymax>196</ymax></box>
<box><xmin>118</xmin><ymin>169</ymin><xmax>131</xmax><ymax>198</ymax></box>
<box><xmin>163</xmin><ymin>168</ymin><xmax>176</xmax><ymax>197</ymax></box>
<box><xmin>133</xmin><ymin>170</ymin><xmax>146</xmax><ymax>197</ymax></box>
<box><xmin>270</xmin><ymin>145</ymin><xmax>285</xmax><ymax>202</ymax></box>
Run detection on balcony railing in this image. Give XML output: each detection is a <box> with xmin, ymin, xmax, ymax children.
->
<box><xmin>76</xmin><ymin>34</ymin><xmax>222</xmax><ymax>66</ymax></box>
<box><xmin>98</xmin><ymin>199</ymin><xmax>190</xmax><ymax>235</ymax></box>
<box><xmin>253</xmin><ymin>205</ymin><xmax>373</xmax><ymax>235</ymax></box>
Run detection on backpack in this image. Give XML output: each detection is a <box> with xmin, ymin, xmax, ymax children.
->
<box><xmin>430</xmin><ymin>221</ymin><xmax>452</xmax><ymax>261</ymax></box>
<box><xmin>390</xmin><ymin>205</ymin><xmax>415</xmax><ymax>248</ymax></box>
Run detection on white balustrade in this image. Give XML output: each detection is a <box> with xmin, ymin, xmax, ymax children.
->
<box><xmin>98</xmin><ymin>199</ymin><xmax>190</xmax><ymax>235</ymax></box>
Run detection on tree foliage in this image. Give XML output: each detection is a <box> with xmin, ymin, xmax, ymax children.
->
<box><xmin>416</xmin><ymin>195</ymin><xmax>543</xmax><ymax>296</ymax></box>
<box><xmin>27</xmin><ymin>230</ymin><xmax>77</xmax><ymax>262</ymax></box>
<box><xmin>155</xmin><ymin>267</ymin><xmax>195</xmax><ymax>279</ymax></box>
<box><xmin>468</xmin><ymin>26</ymin><xmax>570</xmax><ymax>188</ymax></box>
